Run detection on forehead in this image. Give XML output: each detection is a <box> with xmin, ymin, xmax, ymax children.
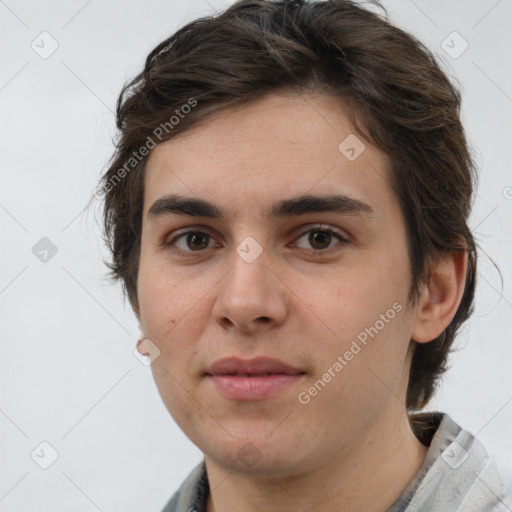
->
<box><xmin>143</xmin><ymin>92</ymin><xmax>395</xmax><ymax>219</ymax></box>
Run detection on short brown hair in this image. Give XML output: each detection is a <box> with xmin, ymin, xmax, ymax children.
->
<box><xmin>98</xmin><ymin>0</ymin><xmax>477</xmax><ymax>412</ymax></box>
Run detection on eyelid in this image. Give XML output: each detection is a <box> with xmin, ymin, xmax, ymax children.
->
<box><xmin>293</xmin><ymin>222</ymin><xmax>350</xmax><ymax>240</ymax></box>
<box><xmin>162</xmin><ymin>225</ymin><xmax>215</xmax><ymax>245</ymax></box>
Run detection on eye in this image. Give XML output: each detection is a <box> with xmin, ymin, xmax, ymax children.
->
<box><xmin>163</xmin><ymin>225</ymin><xmax>349</xmax><ymax>257</ymax></box>
<box><xmin>165</xmin><ymin>230</ymin><xmax>216</xmax><ymax>253</ymax></box>
<box><xmin>294</xmin><ymin>226</ymin><xmax>349</xmax><ymax>251</ymax></box>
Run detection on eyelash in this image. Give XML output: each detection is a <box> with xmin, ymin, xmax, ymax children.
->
<box><xmin>162</xmin><ymin>224</ymin><xmax>350</xmax><ymax>257</ymax></box>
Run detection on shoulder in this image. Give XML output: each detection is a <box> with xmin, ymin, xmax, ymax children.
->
<box><xmin>406</xmin><ymin>411</ymin><xmax>510</xmax><ymax>511</ymax></box>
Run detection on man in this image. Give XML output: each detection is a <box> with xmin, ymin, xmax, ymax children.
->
<box><xmin>98</xmin><ymin>0</ymin><xmax>510</xmax><ymax>510</ymax></box>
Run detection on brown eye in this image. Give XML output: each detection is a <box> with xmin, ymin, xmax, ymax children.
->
<box><xmin>308</xmin><ymin>230</ymin><xmax>332</xmax><ymax>250</ymax></box>
<box><xmin>166</xmin><ymin>231</ymin><xmax>215</xmax><ymax>253</ymax></box>
<box><xmin>294</xmin><ymin>226</ymin><xmax>349</xmax><ymax>252</ymax></box>
<box><xmin>185</xmin><ymin>233</ymin><xmax>210</xmax><ymax>250</ymax></box>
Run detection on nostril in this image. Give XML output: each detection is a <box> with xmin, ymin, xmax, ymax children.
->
<box><xmin>222</xmin><ymin>318</ymin><xmax>235</xmax><ymax>328</ymax></box>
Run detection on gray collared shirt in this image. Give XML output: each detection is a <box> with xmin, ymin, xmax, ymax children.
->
<box><xmin>160</xmin><ymin>412</ymin><xmax>510</xmax><ymax>511</ymax></box>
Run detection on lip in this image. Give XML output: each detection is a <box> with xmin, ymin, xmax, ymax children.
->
<box><xmin>206</xmin><ymin>356</ymin><xmax>304</xmax><ymax>376</ymax></box>
<box><xmin>205</xmin><ymin>357</ymin><xmax>306</xmax><ymax>401</ymax></box>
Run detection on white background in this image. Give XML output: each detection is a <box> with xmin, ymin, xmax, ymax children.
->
<box><xmin>1</xmin><ymin>0</ymin><xmax>511</xmax><ymax>510</ymax></box>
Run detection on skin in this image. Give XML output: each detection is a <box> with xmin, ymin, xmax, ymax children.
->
<box><xmin>135</xmin><ymin>91</ymin><xmax>467</xmax><ymax>512</ymax></box>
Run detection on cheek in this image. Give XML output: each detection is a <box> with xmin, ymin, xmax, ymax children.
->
<box><xmin>138</xmin><ymin>248</ymin><xmax>192</xmax><ymax>328</ymax></box>
<box><xmin>298</xmin><ymin>305</ymin><xmax>411</xmax><ymax>430</ymax></box>
<box><xmin>137</xmin><ymin>261</ymin><xmax>212</xmax><ymax>366</ymax></box>
<box><xmin>300</xmin><ymin>253</ymin><xmax>412</xmax><ymax>389</ymax></box>
<box><xmin>340</xmin><ymin>243</ymin><xmax>409</xmax><ymax>322</ymax></box>
<box><xmin>138</xmin><ymin>270</ymin><xmax>176</xmax><ymax>333</ymax></box>
<box><xmin>319</xmin><ymin>272</ymin><xmax>404</xmax><ymax>344</ymax></box>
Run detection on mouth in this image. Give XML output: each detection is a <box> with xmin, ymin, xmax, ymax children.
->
<box><xmin>218</xmin><ymin>373</ymin><xmax>287</xmax><ymax>377</ymax></box>
<box><xmin>205</xmin><ymin>356</ymin><xmax>306</xmax><ymax>401</ymax></box>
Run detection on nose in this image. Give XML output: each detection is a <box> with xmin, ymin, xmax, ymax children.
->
<box><xmin>212</xmin><ymin>249</ymin><xmax>289</xmax><ymax>334</ymax></box>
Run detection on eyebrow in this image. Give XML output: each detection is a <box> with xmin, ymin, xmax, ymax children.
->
<box><xmin>147</xmin><ymin>193</ymin><xmax>374</xmax><ymax>220</ymax></box>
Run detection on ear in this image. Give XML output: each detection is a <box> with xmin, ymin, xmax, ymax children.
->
<box><xmin>411</xmin><ymin>249</ymin><xmax>468</xmax><ymax>343</ymax></box>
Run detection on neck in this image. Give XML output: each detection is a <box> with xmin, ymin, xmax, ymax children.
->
<box><xmin>205</xmin><ymin>411</ymin><xmax>429</xmax><ymax>512</ymax></box>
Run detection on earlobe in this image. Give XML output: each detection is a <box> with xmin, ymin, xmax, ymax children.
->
<box><xmin>411</xmin><ymin>250</ymin><xmax>468</xmax><ymax>344</ymax></box>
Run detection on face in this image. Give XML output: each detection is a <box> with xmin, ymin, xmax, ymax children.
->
<box><xmin>137</xmin><ymin>92</ymin><xmax>419</xmax><ymax>476</ymax></box>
